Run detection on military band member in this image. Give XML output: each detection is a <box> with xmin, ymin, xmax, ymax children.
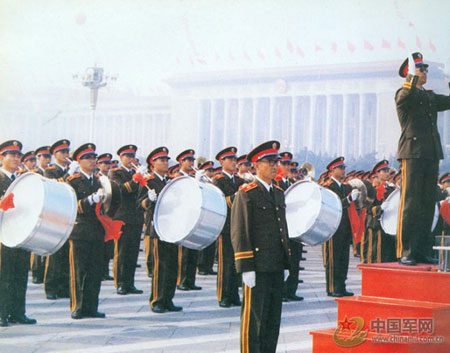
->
<box><xmin>43</xmin><ymin>139</ymin><xmax>71</xmax><ymax>300</ymax></box>
<box><xmin>212</xmin><ymin>147</ymin><xmax>243</xmax><ymax>308</ymax></box>
<box><xmin>137</xmin><ymin>147</ymin><xmax>183</xmax><ymax>314</ymax></box>
<box><xmin>35</xmin><ymin>146</ymin><xmax>51</xmax><ymax>176</ymax></box>
<box><xmin>175</xmin><ymin>149</ymin><xmax>202</xmax><ymax>291</ymax></box>
<box><xmin>96</xmin><ymin>153</ymin><xmax>114</xmax><ymax>281</ymax></box>
<box><xmin>363</xmin><ymin>160</ymin><xmax>397</xmax><ymax>263</ymax></box>
<box><xmin>396</xmin><ymin>52</ymin><xmax>450</xmax><ymax>265</ymax></box>
<box><xmin>323</xmin><ymin>157</ymin><xmax>357</xmax><ymax>297</ymax></box>
<box><xmin>197</xmin><ymin>161</ymin><xmax>217</xmax><ymax>276</ymax></box>
<box><xmin>66</xmin><ymin>143</ymin><xmax>106</xmax><ymax>319</ymax></box>
<box><xmin>110</xmin><ymin>144</ymin><xmax>144</xmax><ymax>295</ymax></box>
<box><xmin>276</xmin><ymin>152</ymin><xmax>304</xmax><ymax>302</ymax></box>
<box><xmin>20</xmin><ymin>151</ymin><xmax>37</xmax><ymax>173</ymax></box>
<box><xmin>231</xmin><ymin>140</ymin><xmax>290</xmax><ymax>353</ymax></box>
<box><xmin>168</xmin><ymin>163</ymin><xmax>180</xmax><ymax>179</ymax></box>
<box><xmin>0</xmin><ymin>140</ymin><xmax>36</xmax><ymax>326</ymax></box>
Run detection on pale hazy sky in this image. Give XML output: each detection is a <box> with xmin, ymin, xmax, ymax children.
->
<box><xmin>0</xmin><ymin>0</ymin><xmax>449</xmax><ymax>97</ymax></box>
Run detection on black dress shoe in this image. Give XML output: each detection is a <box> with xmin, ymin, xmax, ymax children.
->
<box><xmin>300</xmin><ymin>257</ymin><xmax>307</xmax><ymax>261</ymax></box>
<box><xmin>136</xmin><ymin>264</ymin><xmax>142</xmax><ymax>268</ymax></box>
<box><xmin>127</xmin><ymin>286</ymin><xmax>143</xmax><ymax>294</ymax></box>
<box><xmin>9</xmin><ymin>315</ymin><xmax>37</xmax><ymax>324</ymax></box>
<box><xmin>151</xmin><ymin>304</ymin><xmax>167</xmax><ymax>314</ymax></box>
<box><xmin>166</xmin><ymin>301</ymin><xmax>183</xmax><ymax>312</ymax></box>
<box><xmin>302</xmin><ymin>249</ymin><xmax>307</xmax><ymax>253</ymax></box>
<box><xmin>219</xmin><ymin>299</ymin><xmax>231</xmax><ymax>308</ymax></box>
<box><xmin>331</xmin><ymin>291</ymin><xmax>345</xmax><ymax>297</ymax></box>
<box><xmin>288</xmin><ymin>294</ymin><xmax>304</xmax><ymax>301</ymax></box>
<box><xmin>71</xmin><ymin>311</ymin><xmax>83</xmax><ymax>320</ymax></box>
<box><xmin>102</xmin><ymin>275</ymin><xmax>114</xmax><ymax>281</ymax></box>
<box><xmin>208</xmin><ymin>270</ymin><xmax>217</xmax><ymax>275</ymax></box>
<box><xmin>177</xmin><ymin>284</ymin><xmax>190</xmax><ymax>291</ymax></box>
<box><xmin>299</xmin><ymin>266</ymin><xmax>305</xmax><ymax>271</ymax></box>
<box><xmin>298</xmin><ymin>279</ymin><xmax>304</xmax><ymax>284</ymax></box>
<box><xmin>117</xmin><ymin>287</ymin><xmax>128</xmax><ymax>295</ymax></box>
<box><xmin>0</xmin><ymin>317</ymin><xmax>8</xmax><ymax>327</ymax></box>
<box><xmin>198</xmin><ymin>270</ymin><xmax>208</xmax><ymax>275</ymax></box>
<box><xmin>32</xmin><ymin>277</ymin><xmax>43</xmax><ymax>284</ymax></box>
<box><xmin>189</xmin><ymin>285</ymin><xmax>202</xmax><ymax>290</ymax></box>
<box><xmin>46</xmin><ymin>293</ymin><xmax>57</xmax><ymax>300</ymax></box>
<box><xmin>400</xmin><ymin>256</ymin><xmax>416</xmax><ymax>266</ymax></box>
<box><xmin>343</xmin><ymin>291</ymin><xmax>354</xmax><ymax>297</ymax></box>
<box><xmin>231</xmin><ymin>299</ymin><xmax>241</xmax><ymax>306</ymax></box>
<box><xmin>86</xmin><ymin>311</ymin><xmax>105</xmax><ymax>318</ymax></box>
<box><xmin>282</xmin><ymin>296</ymin><xmax>289</xmax><ymax>302</ymax></box>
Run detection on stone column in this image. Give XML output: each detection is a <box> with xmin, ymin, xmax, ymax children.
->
<box><xmin>269</xmin><ymin>96</ymin><xmax>276</xmax><ymax>139</ymax></box>
<box><xmin>290</xmin><ymin>97</ymin><xmax>298</xmax><ymax>151</ymax></box>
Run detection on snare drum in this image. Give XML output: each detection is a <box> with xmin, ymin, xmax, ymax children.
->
<box><xmin>285</xmin><ymin>181</ymin><xmax>343</xmax><ymax>246</ymax></box>
<box><xmin>153</xmin><ymin>176</ymin><xmax>227</xmax><ymax>250</ymax></box>
<box><xmin>0</xmin><ymin>172</ymin><xmax>77</xmax><ymax>256</ymax></box>
<box><xmin>380</xmin><ymin>188</ymin><xmax>439</xmax><ymax>236</ymax></box>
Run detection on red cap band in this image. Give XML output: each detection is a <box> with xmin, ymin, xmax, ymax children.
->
<box><xmin>251</xmin><ymin>149</ymin><xmax>278</xmax><ymax>164</ymax></box>
<box><xmin>0</xmin><ymin>145</ymin><xmax>21</xmax><ymax>154</ymax></box>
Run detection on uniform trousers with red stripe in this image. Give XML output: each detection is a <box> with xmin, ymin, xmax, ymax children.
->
<box><xmin>149</xmin><ymin>238</ymin><xmax>178</xmax><ymax>309</ymax></box>
<box><xmin>240</xmin><ymin>271</ymin><xmax>283</xmax><ymax>353</ymax></box>
<box><xmin>397</xmin><ymin>158</ymin><xmax>438</xmax><ymax>259</ymax></box>
<box><xmin>217</xmin><ymin>233</ymin><xmax>240</xmax><ymax>303</ymax></box>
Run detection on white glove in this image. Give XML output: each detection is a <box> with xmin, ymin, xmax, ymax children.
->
<box><xmin>195</xmin><ymin>169</ymin><xmax>205</xmax><ymax>181</ymax></box>
<box><xmin>88</xmin><ymin>189</ymin><xmax>106</xmax><ymax>205</ymax></box>
<box><xmin>408</xmin><ymin>53</ymin><xmax>416</xmax><ymax>76</ymax></box>
<box><xmin>349</xmin><ymin>189</ymin><xmax>360</xmax><ymax>202</ymax></box>
<box><xmin>284</xmin><ymin>270</ymin><xmax>289</xmax><ymax>281</ymax></box>
<box><xmin>68</xmin><ymin>161</ymin><xmax>80</xmax><ymax>176</ymax></box>
<box><xmin>136</xmin><ymin>165</ymin><xmax>147</xmax><ymax>176</ymax></box>
<box><xmin>147</xmin><ymin>188</ymin><xmax>157</xmax><ymax>202</ymax></box>
<box><xmin>242</xmin><ymin>271</ymin><xmax>256</xmax><ymax>288</ymax></box>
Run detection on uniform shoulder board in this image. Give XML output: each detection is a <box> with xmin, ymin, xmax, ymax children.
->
<box><xmin>46</xmin><ymin>165</ymin><xmax>57</xmax><ymax>170</ymax></box>
<box><xmin>146</xmin><ymin>175</ymin><xmax>155</xmax><ymax>181</ymax></box>
<box><xmin>273</xmin><ymin>184</ymin><xmax>284</xmax><ymax>192</ymax></box>
<box><xmin>67</xmin><ymin>173</ymin><xmax>81</xmax><ymax>181</ymax></box>
<box><xmin>240</xmin><ymin>182</ymin><xmax>258</xmax><ymax>192</ymax></box>
<box><xmin>214</xmin><ymin>174</ymin><xmax>225</xmax><ymax>180</ymax></box>
<box><xmin>323</xmin><ymin>179</ymin><xmax>332</xmax><ymax>187</ymax></box>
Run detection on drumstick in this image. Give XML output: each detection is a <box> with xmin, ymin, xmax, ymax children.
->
<box><xmin>131</xmin><ymin>162</ymin><xmax>152</xmax><ymax>191</ymax></box>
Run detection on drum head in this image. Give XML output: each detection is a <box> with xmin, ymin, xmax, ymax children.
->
<box><xmin>0</xmin><ymin>173</ymin><xmax>45</xmax><ymax>247</ymax></box>
<box><xmin>154</xmin><ymin>176</ymin><xmax>202</xmax><ymax>243</ymax></box>
<box><xmin>285</xmin><ymin>181</ymin><xmax>322</xmax><ymax>238</ymax></box>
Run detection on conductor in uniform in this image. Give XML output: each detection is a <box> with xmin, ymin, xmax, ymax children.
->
<box><xmin>0</xmin><ymin>140</ymin><xmax>36</xmax><ymax>326</ymax></box>
<box><xmin>396</xmin><ymin>52</ymin><xmax>450</xmax><ymax>265</ymax></box>
<box><xmin>231</xmin><ymin>140</ymin><xmax>290</xmax><ymax>353</ymax></box>
<box><xmin>66</xmin><ymin>143</ymin><xmax>106</xmax><ymax>319</ymax></box>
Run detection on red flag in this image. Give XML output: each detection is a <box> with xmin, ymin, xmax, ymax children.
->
<box><xmin>95</xmin><ymin>203</ymin><xmax>125</xmax><ymax>242</ymax></box>
<box><xmin>275</xmin><ymin>48</ymin><xmax>282</xmax><ymax>59</ymax></box>
<box><xmin>429</xmin><ymin>39</ymin><xmax>436</xmax><ymax>52</ymax></box>
<box><xmin>196</xmin><ymin>58</ymin><xmax>206</xmax><ymax>65</ymax></box>
<box><xmin>416</xmin><ymin>35</ymin><xmax>422</xmax><ymax>49</ymax></box>
<box><xmin>243</xmin><ymin>50</ymin><xmax>251</xmax><ymax>62</ymax></box>
<box><xmin>376</xmin><ymin>182</ymin><xmax>387</xmax><ymax>201</ymax></box>
<box><xmin>0</xmin><ymin>193</ymin><xmax>15</xmax><ymax>211</ymax></box>
<box><xmin>315</xmin><ymin>44</ymin><xmax>322</xmax><ymax>52</ymax></box>
<box><xmin>381</xmin><ymin>38</ymin><xmax>391</xmax><ymax>49</ymax></box>
<box><xmin>331</xmin><ymin>42</ymin><xmax>337</xmax><ymax>53</ymax></box>
<box><xmin>296</xmin><ymin>45</ymin><xmax>305</xmax><ymax>58</ymax></box>
<box><xmin>257</xmin><ymin>49</ymin><xmax>265</xmax><ymax>60</ymax></box>
<box><xmin>347</xmin><ymin>41</ymin><xmax>356</xmax><ymax>52</ymax></box>
<box><xmin>440</xmin><ymin>200</ymin><xmax>450</xmax><ymax>225</ymax></box>
<box><xmin>364</xmin><ymin>40</ymin><xmax>374</xmax><ymax>50</ymax></box>
<box><xmin>408</xmin><ymin>21</ymin><xmax>415</xmax><ymax>28</ymax></box>
<box><xmin>275</xmin><ymin>166</ymin><xmax>287</xmax><ymax>182</ymax></box>
<box><xmin>286</xmin><ymin>40</ymin><xmax>294</xmax><ymax>54</ymax></box>
<box><xmin>397</xmin><ymin>37</ymin><xmax>406</xmax><ymax>49</ymax></box>
<box><xmin>347</xmin><ymin>201</ymin><xmax>361</xmax><ymax>243</ymax></box>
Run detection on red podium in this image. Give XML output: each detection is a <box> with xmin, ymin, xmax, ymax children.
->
<box><xmin>310</xmin><ymin>263</ymin><xmax>450</xmax><ymax>352</ymax></box>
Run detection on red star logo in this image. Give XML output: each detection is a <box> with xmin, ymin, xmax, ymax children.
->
<box><xmin>338</xmin><ymin>316</ymin><xmax>354</xmax><ymax>332</ymax></box>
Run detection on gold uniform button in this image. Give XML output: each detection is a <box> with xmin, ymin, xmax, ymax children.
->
<box><xmin>276</xmin><ymin>207</ymin><xmax>279</xmax><ymax>211</ymax></box>
<box><xmin>413</xmin><ymin>137</ymin><xmax>417</xmax><ymax>141</ymax></box>
<box><xmin>280</xmin><ymin>228</ymin><xmax>283</xmax><ymax>232</ymax></box>
<box><xmin>255</xmin><ymin>248</ymin><xmax>259</xmax><ymax>252</ymax></box>
<box><xmin>277</xmin><ymin>217</ymin><xmax>281</xmax><ymax>221</ymax></box>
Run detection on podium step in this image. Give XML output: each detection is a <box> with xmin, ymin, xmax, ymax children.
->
<box><xmin>311</xmin><ymin>328</ymin><xmax>449</xmax><ymax>353</ymax></box>
<box><xmin>358</xmin><ymin>263</ymin><xmax>450</xmax><ymax>304</ymax></box>
<box><xmin>336</xmin><ymin>296</ymin><xmax>450</xmax><ymax>337</ymax></box>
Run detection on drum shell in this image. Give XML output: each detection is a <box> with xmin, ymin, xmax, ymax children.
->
<box><xmin>153</xmin><ymin>176</ymin><xmax>227</xmax><ymax>250</ymax></box>
<box><xmin>0</xmin><ymin>173</ymin><xmax>77</xmax><ymax>256</ymax></box>
<box><xmin>285</xmin><ymin>181</ymin><xmax>343</xmax><ymax>246</ymax></box>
